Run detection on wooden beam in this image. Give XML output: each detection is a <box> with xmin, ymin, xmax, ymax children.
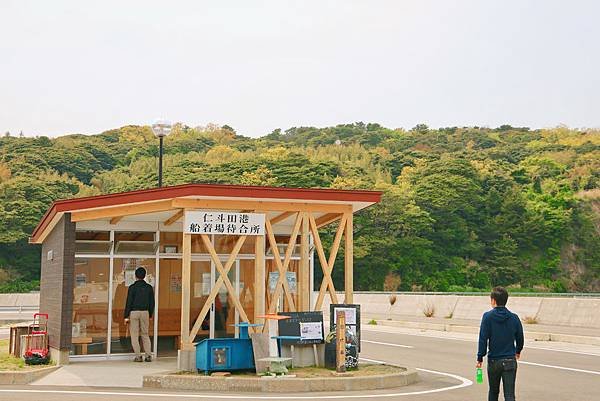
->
<box><xmin>344</xmin><ymin>212</ymin><xmax>354</xmax><ymax>304</ymax></box>
<box><xmin>312</xmin><ymin>215</ymin><xmax>346</xmax><ymax>311</ymax></box>
<box><xmin>299</xmin><ymin>212</ymin><xmax>310</xmax><ymax>311</ymax></box>
<box><xmin>315</xmin><ymin>213</ymin><xmax>342</xmax><ymax>228</ymax></box>
<box><xmin>254</xmin><ymin>232</ymin><xmax>266</xmax><ymax>327</ymax></box>
<box><xmin>180</xmin><ymin>233</ymin><xmax>193</xmax><ymax>350</ymax></box>
<box><xmin>203</xmin><ymin>234</ymin><xmax>250</xmax><ymax>322</ymax></box>
<box><xmin>109</xmin><ymin>216</ymin><xmax>123</xmax><ymax>225</ymax></box>
<box><xmin>188</xmin><ymin>235</ymin><xmax>247</xmax><ymax>340</ymax></box>
<box><xmin>265</xmin><ymin>215</ymin><xmax>301</xmax><ymax>313</ymax></box>
<box><xmin>270</xmin><ymin>211</ymin><xmax>297</xmax><ymax>225</ymax></box>
<box><xmin>172</xmin><ymin>198</ymin><xmax>352</xmax><ymax>214</ymax></box>
<box><xmin>71</xmin><ymin>200</ymin><xmax>174</xmax><ymax>222</ymax></box>
<box><xmin>164</xmin><ymin>209</ymin><xmax>184</xmax><ymax>226</ymax></box>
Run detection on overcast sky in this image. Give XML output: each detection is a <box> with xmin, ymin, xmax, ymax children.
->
<box><xmin>1</xmin><ymin>0</ymin><xmax>598</xmax><ymax>138</ymax></box>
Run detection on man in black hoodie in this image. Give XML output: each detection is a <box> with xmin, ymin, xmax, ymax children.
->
<box><xmin>477</xmin><ymin>286</ymin><xmax>524</xmax><ymax>401</ymax></box>
<box><xmin>124</xmin><ymin>267</ymin><xmax>155</xmax><ymax>362</ymax></box>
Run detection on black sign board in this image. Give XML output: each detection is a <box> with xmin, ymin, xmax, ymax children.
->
<box><xmin>329</xmin><ymin>304</ymin><xmax>361</xmax><ymax>352</ymax></box>
<box><xmin>277</xmin><ymin>311</ymin><xmax>325</xmax><ymax>345</ymax></box>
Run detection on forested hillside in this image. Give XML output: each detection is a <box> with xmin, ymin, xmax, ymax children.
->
<box><xmin>1</xmin><ymin>123</ymin><xmax>599</xmax><ymax>292</ymax></box>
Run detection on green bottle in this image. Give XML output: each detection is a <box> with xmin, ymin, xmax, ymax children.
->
<box><xmin>476</xmin><ymin>367</ymin><xmax>483</xmax><ymax>384</ymax></box>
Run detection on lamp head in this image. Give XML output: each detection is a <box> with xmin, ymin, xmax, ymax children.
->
<box><xmin>151</xmin><ymin>119</ymin><xmax>172</xmax><ymax>138</ymax></box>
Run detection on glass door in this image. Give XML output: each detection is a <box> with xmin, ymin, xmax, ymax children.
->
<box><xmin>110</xmin><ymin>258</ymin><xmax>156</xmax><ymax>355</ymax></box>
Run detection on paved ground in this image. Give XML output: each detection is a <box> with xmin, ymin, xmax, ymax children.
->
<box><xmin>0</xmin><ymin>324</ymin><xmax>598</xmax><ymax>400</ymax></box>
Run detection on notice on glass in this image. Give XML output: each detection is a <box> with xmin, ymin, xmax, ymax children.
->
<box><xmin>268</xmin><ymin>271</ymin><xmax>297</xmax><ymax>294</ymax></box>
<box><xmin>194</xmin><ymin>282</ymin><xmax>203</xmax><ymax>298</ymax></box>
<box><xmin>170</xmin><ymin>274</ymin><xmax>182</xmax><ymax>293</ymax></box>
<box><xmin>333</xmin><ymin>307</ymin><xmax>357</xmax><ymax>325</ymax></box>
<box><xmin>268</xmin><ymin>272</ymin><xmax>278</xmax><ymax>293</ymax></box>
<box><xmin>202</xmin><ymin>273</ymin><xmax>211</xmax><ymax>295</ymax></box>
<box><xmin>124</xmin><ymin>270</ymin><xmax>135</xmax><ymax>286</ymax></box>
<box><xmin>300</xmin><ymin>321</ymin><xmax>323</xmax><ymax>341</ymax></box>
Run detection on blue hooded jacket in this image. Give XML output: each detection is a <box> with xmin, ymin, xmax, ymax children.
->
<box><xmin>477</xmin><ymin>306</ymin><xmax>524</xmax><ymax>362</ymax></box>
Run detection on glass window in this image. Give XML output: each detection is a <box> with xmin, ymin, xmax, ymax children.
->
<box><xmin>114</xmin><ymin>231</ymin><xmax>158</xmax><ymax>255</ymax></box>
<box><xmin>266</xmin><ymin>235</ymin><xmax>301</xmax><ymax>257</ymax></box>
<box><xmin>115</xmin><ymin>232</ymin><xmax>155</xmax><ymax>242</ymax></box>
<box><xmin>160</xmin><ymin>232</ymin><xmax>181</xmax><ymax>254</ymax></box>
<box><xmin>266</xmin><ymin>259</ymin><xmax>299</xmax><ymax>313</ymax></box>
<box><xmin>111</xmin><ymin>258</ymin><xmax>156</xmax><ymax>354</ymax></box>
<box><xmin>238</xmin><ymin>259</ymin><xmax>255</xmax><ymax>326</ymax></box>
<box><xmin>190</xmin><ymin>235</ymin><xmax>209</xmax><ymax>254</ymax></box>
<box><xmin>75</xmin><ymin>231</ymin><xmax>112</xmax><ymax>254</ymax></box>
<box><xmin>214</xmin><ymin>235</ymin><xmax>256</xmax><ymax>254</ymax></box>
<box><xmin>76</xmin><ymin>231</ymin><xmax>110</xmax><ymax>241</ymax></box>
<box><xmin>72</xmin><ymin>258</ymin><xmax>109</xmax><ymax>355</ymax></box>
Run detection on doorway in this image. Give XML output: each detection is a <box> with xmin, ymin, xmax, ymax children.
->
<box><xmin>156</xmin><ymin>258</ymin><xmax>254</xmax><ymax>356</ymax></box>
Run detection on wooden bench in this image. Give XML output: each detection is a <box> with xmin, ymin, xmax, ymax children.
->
<box><xmin>72</xmin><ymin>337</ymin><xmax>93</xmax><ymax>355</ymax></box>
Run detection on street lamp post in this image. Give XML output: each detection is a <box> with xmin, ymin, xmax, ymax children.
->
<box><xmin>151</xmin><ymin>119</ymin><xmax>172</xmax><ymax>188</ymax></box>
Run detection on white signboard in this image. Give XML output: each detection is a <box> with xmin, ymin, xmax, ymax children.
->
<box><xmin>300</xmin><ymin>321</ymin><xmax>323</xmax><ymax>341</ymax></box>
<box><xmin>333</xmin><ymin>307</ymin><xmax>357</xmax><ymax>325</ymax></box>
<box><xmin>184</xmin><ymin>211</ymin><xmax>265</xmax><ymax>235</ymax></box>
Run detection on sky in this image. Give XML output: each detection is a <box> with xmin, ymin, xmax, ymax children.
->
<box><xmin>1</xmin><ymin>0</ymin><xmax>599</xmax><ymax>138</ymax></box>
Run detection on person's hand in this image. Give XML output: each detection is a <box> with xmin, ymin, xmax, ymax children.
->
<box><xmin>124</xmin><ymin>318</ymin><xmax>129</xmax><ymax>324</ymax></box>
<box><xmin>515</xmin><ymin>353</ymin><xmax>520</xmax><ymax>360</ymax></box>
<box><xmin>476</xmin><ymin>361</ymin><xmax>482</xmax><ymax>369</ymax></box>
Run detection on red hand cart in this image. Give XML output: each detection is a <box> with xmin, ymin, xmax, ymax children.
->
<box><xmin>24</xmin><ymin>313</ymin><xmax>50</xmax><ymax>365</ymax></box>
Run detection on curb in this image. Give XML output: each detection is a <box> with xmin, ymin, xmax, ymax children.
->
<box><xmin>143</xmin><ymin>366</ymin><xmax>419</xmax><ymax>393</ymax></box>
<box><xmin>372</xmin><ymin>320</ymin><xmax>600</xmax><ymax>346</ymax></box>
<box><xmin>0</xmin><ymin>366</ymin><xmax>60</xmax><ymax>385</ymax></box>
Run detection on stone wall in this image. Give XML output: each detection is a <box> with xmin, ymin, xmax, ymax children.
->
<box><xmin>39</xmin><ymin>213</ymin><xmax>75</xmax><ymax>351</ymax></box>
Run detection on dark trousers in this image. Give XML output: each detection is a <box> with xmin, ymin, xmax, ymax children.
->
<box><xmin>487</xmin><ymin>357</ymin><xmax>517</xmax><ymax>401</ymax></box>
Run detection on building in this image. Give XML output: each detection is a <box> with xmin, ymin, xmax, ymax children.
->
<box><xmin>30</xmin><ymin>183</ymin><xmax>381</xmax><ymax>365</ymax></box>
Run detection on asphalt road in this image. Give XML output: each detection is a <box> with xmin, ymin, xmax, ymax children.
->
<box><xmin>0</xmin><ymin>325</ymin><xmax>599</xmax><ymax>400</ymax></box>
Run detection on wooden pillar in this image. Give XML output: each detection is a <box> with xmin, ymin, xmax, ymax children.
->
<box><xmin>344</xmin><ymin>212</ymin><xmax>354</xmax><ymax>304</ymax></box>
<box><xmin>254</xmin><ymin>233</ymin><xmax>266</xmax><ymax>326</ymax></box>
<box><xmin>299</xmin><ymin>212</ymin><xmax>310</xmax><ymax>311</ymax></box>
<box><xmin>180</xmin><ymin>232</ymin><xmax>193</xmax><ymax>350</ymax></box>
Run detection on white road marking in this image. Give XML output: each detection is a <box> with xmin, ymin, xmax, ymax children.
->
<box><xmin>362</xmin><ymin>340</ymin><xmax>414</xmax><ymax>349</ymax></box>
<box><xmin>519</xmin><ymin>361</ymin><xmax>600</xmax><ymax>376</ymax></box>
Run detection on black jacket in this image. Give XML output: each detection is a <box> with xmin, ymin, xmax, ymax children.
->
<box><xmin>124</xmin><ymin>280</ymin><xmax>155</xmax><ymax>318</ymax></box>
<box><xmin>477</xmin><ymin>306</ymin><xmax>524</xmax><ymax>362</ymax></box>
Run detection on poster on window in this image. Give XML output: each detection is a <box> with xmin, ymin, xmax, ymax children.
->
<box><xmin>184</xmin><ymin>211</ymin><xmax>265</xmax><ymax>235</ymax></box>
<box><xmin>124</xmin><ymin>270</ymin><xmax>135</xmax><ymax>286</ymax></box>
<box><xmin>202</xmin><ymin>273</ymin><xmax>211</xmax><ymax>295</ymax></box>
<box><xmin>268</xmin><ymin>271</ymin><xmax>297</xmax><ymax>294</ymax></box>
<box><xmin>170</xmin><ymin>273</ymin><xmax>182</xmax><ymax>293</ymax></box>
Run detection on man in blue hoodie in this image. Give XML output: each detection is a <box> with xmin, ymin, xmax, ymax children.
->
<box><xmin>477</xmin><ymin>286</ymin><xmax>524</xmax><ymax>401</ymax></box>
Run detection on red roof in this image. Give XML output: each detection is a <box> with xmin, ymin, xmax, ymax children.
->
<box><xmin>31</xmin><ymin>183</ymin><xmax>382</xmax><ymax>243</ymax></box>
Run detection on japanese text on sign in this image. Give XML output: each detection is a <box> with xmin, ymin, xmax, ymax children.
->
<box><xmin>184</xmin><ymin>211</ymin><xmax>265</xmax><ymax>236</ymax></box>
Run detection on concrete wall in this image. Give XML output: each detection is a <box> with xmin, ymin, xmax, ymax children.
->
<box><xmin>0</xmin><ymin>293</ymin><xmax>39</xmax><ymax>307</ymax></box>
<box><xmin>39</xmin><ymin>213</ymin><xmax>76</xmax><ymax>352</ymax></box>
<box><xmin>320</xmin><ymin>292</ymin><xmax>600</xmax><ymax>329</ymax></box>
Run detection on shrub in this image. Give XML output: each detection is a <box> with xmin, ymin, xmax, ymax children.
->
<box><xmin>423</xmin><ymin>303</ymin><xmax>435</xmax><ymax>317</ymax></box>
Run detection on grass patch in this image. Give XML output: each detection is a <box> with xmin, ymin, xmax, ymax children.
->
<box><xmin>0</xmin><ymin>339</ymin><xmax>26</xmax><ymax>371</ymax></box>
<box><xmin>422</xmin><ymin>303</ymin><xmax>435</xmax><ymax>318</ymax></box>
<box><xmin>522</xmin><ymin>316</ymin><xmax>538</xmax><ymax>324</ymax></box>
<box><xmin>0</xmin><ymin>338</ymin><xmax>53</xmax><ymax>371</ymax></box>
